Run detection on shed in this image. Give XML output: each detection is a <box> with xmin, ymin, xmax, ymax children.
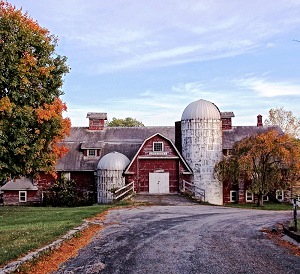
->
<box><xmin>0</xmin><ymin>177</ymin><xmax>39</xmax><ymax>205</ymax></box>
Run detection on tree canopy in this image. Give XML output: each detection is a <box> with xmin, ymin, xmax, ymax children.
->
<box><xmin>264</xmin><ymin>107</ymin><xmax>300</xmax><ymax>138</ymax></box>
<box><xmin>106</xmin><ymin>117</ymin><xmax>144</xmax><ymax>127</ymax></box>
<box><xmin>215</xmin><ymin>130</ymin><xmax>300</xmax><ymax>206</ymax></box>
<box><xmin>0</xmin><ymin>1</ymin><xmax>70</xmax><ymax>180</ymax></box>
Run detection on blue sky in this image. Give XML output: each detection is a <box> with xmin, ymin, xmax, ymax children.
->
<box><xmin>9</xmin><ymin>0</ymin><xmax>300</xmax><ymax>126</ymax></box>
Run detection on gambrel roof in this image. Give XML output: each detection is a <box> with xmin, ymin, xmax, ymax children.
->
<box><xmin>124</xmin><ymin>133</ymin><xmax>193</xmax><ymax>174</ymax></box>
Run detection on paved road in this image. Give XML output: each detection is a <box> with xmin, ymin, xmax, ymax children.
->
<box><xmin>55</xmin><ymin>204</ymin><xmax>299</xmax><ymax>274</ymax></box>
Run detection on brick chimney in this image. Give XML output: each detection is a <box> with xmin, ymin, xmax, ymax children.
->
<box><xmin>257</xmin><ymin>114</ymin><xmax>263</xmax><ymax>127</ymax></box>
<box><xmin>86</xmin><ymin>113</ymin><xmax>107</xmax><ymax>130</ymax></box>
<box><xmin>221</xmin><ymin>112</ymin><xmax>235</xmax><ymax>130</ymax></box>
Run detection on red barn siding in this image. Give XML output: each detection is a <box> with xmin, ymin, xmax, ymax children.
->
<box><xmin>126</xmin><ymin>134</ymin><xmax>192</xmax><ymax>193</ymax></box>
<box><xmin>223</xmin><ymin>176</ymin><xmax>254</xmax><ymax>204</ymax></box>
<box><xmin>69</xmin><ymin>171</ymin><xmax>96</xmax><ymax>192</ymax></box>
<box><xmin>2</xmin><ymin>190</ymin><xmax>40</xmax><ymax>205</ymax></box>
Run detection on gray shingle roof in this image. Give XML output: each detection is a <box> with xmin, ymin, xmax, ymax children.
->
<box><xmin>57</xmin><ymin>126</ymin><xmax>175</xmax><ymax>171</ymax></box>
<box><xmin>0</xmin><ymin>177</ymin><xmax>38</xmax><ymax>191</ymax></box>
<box><xmin>57</xmin><ymin>125</ymin><xmax>281</xmax><ymax>171</ymax></box>
<box><xmin>222</xmin><ymin>125</ymin><xmax>282</xmax><ymax>149</ymax></box>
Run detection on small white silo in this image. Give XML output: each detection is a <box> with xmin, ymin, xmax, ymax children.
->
<box><xmin>181</xmin><ymin>99</ymin><xmax>223</xmax><ymax>205</ymax></box>
<box><xmin>97</xmin><ymin>152</ymin><xmax>130</xmax><ymax>204</ymax></box>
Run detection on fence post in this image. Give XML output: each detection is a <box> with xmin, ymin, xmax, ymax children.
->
<box><xmin>293</xmin><ymin>198</ymin><xmax>298</xmax><ymax>232</ymax></box>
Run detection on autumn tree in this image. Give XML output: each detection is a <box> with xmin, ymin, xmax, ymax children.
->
<box><xmin>264</xmin><ymin>107</ymin><xmax>300</xmax><ymax>138</ymax></box>
<box><xmin>106</xmin><ymin>117</ymin><xmax>144</xmax><ymax>127</ymax></box>
<box><xmin>215</xmin><ymin>130</ymin><xmax>300</xmax><ymax>206</ymax></box>
<box><xmin>0</xmin><ymin>2</ymin><xmax>70</xmax><ymax>180</ymax></box>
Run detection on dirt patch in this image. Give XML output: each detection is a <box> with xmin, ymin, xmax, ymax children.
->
<box><xmin>261</xmin><ymin>223</ymin><xmax>300</xmax><ymax>257</ymax></box>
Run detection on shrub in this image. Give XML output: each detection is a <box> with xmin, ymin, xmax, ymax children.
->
<box><xmin>42</xmin><ymin>179</ymin><xmax>95</xmax><ymax>207</ymax></box>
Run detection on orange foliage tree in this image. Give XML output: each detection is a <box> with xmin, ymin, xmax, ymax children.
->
<box><xmin>215</xmin><ymin>130</ymin><xmax>300</xmax><ymax>206</ymax></box>
<box><xmin>0</xmin><ymin>1</ymin><xmax>70</xmax><ymax>180</ymax></box>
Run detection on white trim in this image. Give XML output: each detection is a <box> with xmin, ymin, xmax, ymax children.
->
<box><xmin>61</xmin><ymin>172</ymin><xmax>71</xmax><ymax>181</ymax></box>
<box><xmin>124</xmin><ymin>133</ymin><xmax>193</xmax><ymax>174</ymax></box>
<box><xmin>153</xmin><ymin>141</ymin><xmax>163</xmax><ymax>152</ymax></box>
<box><xmin>276</xmin><ymin>190</ymin><xmax>284</xmax><ymax>202</ymax></box>
<box><xmin>19</xmin><ymin>191</ymin><xmax>27</xmax><ymax>202</ymax></box>
<box><xmin>138</xmin><ymin>156</ymin><xmax>179</xmax><ymax>159</ymax></box>
<box><xmin>246</xmin><ymin>190</ymin><xmax>253</xmax><ymax>202</ymax></box>
<box><xmin>88</xmin><ymin>149</ymin><xmax>96</xmax><ymax>157</ymax></box>
<box><xmin>230</xmin><ymin>190</ymin><xmax>238</xmax><ymax>202</ymax></box>
<box><xmin>263</xmin><ymin>194</ymin><xmax>269</xmax><ymax>202</ymax></box>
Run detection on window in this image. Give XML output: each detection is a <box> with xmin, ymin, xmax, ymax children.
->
<box><xmin>61</xmin><ymin>172</ymin><xmax>71</xmax><ymax>181</ymax></box>
<box><xmin>230</xmin><ymin>190</ymin><xmax>238</xmax><ymax>202</ymax></box>
<box><xmin>88</xmin><ymin>149</ymin><xmax>96</xmax><ymax>156</ymax></box>
<box><xmin>263</xmin><ymin>194</ymin><xmax>269</xmax><ymax>202</ymax></box>
<box><xmin>276</xmin><ymin>190</ymin><xmax>284</xmax><ymax>202</ymax></box>
<box><xmin>153</xmin><ymin>142</ymin><xmax>163</xmax><ymax>152</ymax></box>
<box><xmin>246</xmin><ymin>191</ymin><xmax>253</xmax><ymax>202</ymax></box>
<box><xmin>19</xmin><ymin>191</ymin><xmax>27</xmax><ymax>203</ymax></box>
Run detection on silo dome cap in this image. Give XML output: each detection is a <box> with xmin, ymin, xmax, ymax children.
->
<box><xmin>181</xmin><ymin>99</ymin><xmax>220</xmax><ymax>120</ymax></box>
<box><xmin>97</xmin><ymin>152</ymin><xmax>130</xmax><ymax>170</ymax></box>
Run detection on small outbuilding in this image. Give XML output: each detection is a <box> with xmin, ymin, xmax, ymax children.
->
<box><xmin>0</xmin><ymin>177</ymin><xmax>39</xmax><ymax>205</ymax></box>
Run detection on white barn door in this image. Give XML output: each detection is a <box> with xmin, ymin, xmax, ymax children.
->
<box><xmin>149</xmin><ymin>173</ymin><xmax>169</xmax><ymax>194</ymax></box>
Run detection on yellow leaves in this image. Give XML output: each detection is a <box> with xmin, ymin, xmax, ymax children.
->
<box><xmin>0</xmin><ymin>96</ymin><xmax>13</xmax><ymax>113</ymax></box>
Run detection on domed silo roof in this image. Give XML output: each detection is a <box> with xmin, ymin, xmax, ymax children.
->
<box><xmin>97</xmin><ymin>152</ymin><xmax>130</xmax><ymax>170</ymax></box>
<box><xmin>181</xmin><ymin>99</ymin><xmax>220</xmax><ymax>120</ymax></box>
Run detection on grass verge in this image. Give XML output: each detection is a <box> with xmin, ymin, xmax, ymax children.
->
<box><xmin>0</xmin><ymin>204</ymin><xmax>112</xmax><ymax>266</ymax></box>
<box><xmin>224</xmin><ymin>202</ymin><xmax>294</xmax><ymax>210</ymax></box>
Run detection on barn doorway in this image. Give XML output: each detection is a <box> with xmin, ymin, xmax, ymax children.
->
<box><xmin>149</xmin><ymin>172</ymin><xmax>169</xmax><ymax>194</ymax></box>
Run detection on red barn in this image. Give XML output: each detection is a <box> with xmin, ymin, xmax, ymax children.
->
<box><xmin>0</xmin><ymin>101</ymin><xmax>288</xmax><ymax>205</ymax></box>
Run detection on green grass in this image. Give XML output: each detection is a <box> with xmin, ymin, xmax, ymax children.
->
<box><xmin>0</xmin><ymin>205</ymin><xmax>112</xmax><ymax>266</ymax></box>
<box><xmin>289</xmin><ymin>219</ymin><xmax>300</xmax><ymax>231</ymax></box>
<box><xmin>224</xmin><ymin>202</ymin><xmax>294</xmax><ymax>210</ymax></box>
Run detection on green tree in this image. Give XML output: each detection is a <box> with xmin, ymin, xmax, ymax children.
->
<box><xmin>215</xmin><ymin>130</ymin><xmax>300</xmax><ymax>206</ymax></box>
<box><xmin>106</xmin><ymin>117</ymin><xmax>144</xmax><ymax>127</ymax></box>
<box><xmin>0</xmin><ymin>2</ymin><xmax>70</xmax><ymax>180</ymax></box>
<box><xmin>264</xmin><ymin>107</ymin><xmax>300</xmax><ymax>138</ymax></box>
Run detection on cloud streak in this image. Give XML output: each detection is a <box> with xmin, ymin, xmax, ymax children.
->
<box><xmin>233</xmin><ymin>78</ymin><xmax>300</xmax><ymax>97</ymax></box>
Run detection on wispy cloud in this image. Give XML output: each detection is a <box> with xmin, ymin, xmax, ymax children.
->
<box><xmin>233</xmin><ymin>77</ymin><xmax>300</xmax><ymax>97</ymax></box>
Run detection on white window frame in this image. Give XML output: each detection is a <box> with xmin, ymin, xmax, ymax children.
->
<box><xmin>230</xmin><ymin>190</ymin><xmax>238</xmax><ymax>202</ymax></box>
<box><xmin>88</xmin><ymin>149</ymin><xmax>96</xmax><ymax>157</ymax></box>
<box><xmin>19</xmin><ymin>191</ymin><xmax>27</xmax><ymax>203</ymax></box>
<box><xmin>263</xmin><ymin>194</ymin><xmax>269</xmax><ymax>202</ymax></box>
<box><xmin>246</xmin><ymin>191</ymin><xmax>253</xmax><ymax>202</ymax></box>
<box><xmin>61</xmin><ymin>172</ymin><xmax>71</xmax><ymax>181</ymax></box>
<box><xmin>276</xmin><ymin>190</ymin><xmax>284</xmax><ymax>202</ymax></box>
<box><xmin>153</xmin><ymin>142</ymin><xmax>163</xmax><ymax>152</ymax></box>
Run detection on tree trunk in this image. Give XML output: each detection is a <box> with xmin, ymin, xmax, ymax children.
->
<box><xmin>257</xmin><ymin>193</ymin><xmax>264</xmax><ymax>207</ymax></box>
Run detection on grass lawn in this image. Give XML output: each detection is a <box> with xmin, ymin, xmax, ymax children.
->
<box><xmin>0</xmin><ymin>205</ymin><xmax>112</xmax><ymax>266</ymax></box>
<box><xmin>224</xmin><ymin>202</ymin><xmax>294</xmax><ymax>211</ymax></box>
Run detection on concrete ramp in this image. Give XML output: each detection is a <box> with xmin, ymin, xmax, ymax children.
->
<box><xmin>131</xmin><ymin>194</ymin><xmax>198</xmax><ymax>206</ymax></box>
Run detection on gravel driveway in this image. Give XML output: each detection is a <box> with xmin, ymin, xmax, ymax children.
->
<box><xmin>55</xmin><ymin>204</ymin><xmax>299</xmax><ymax>274</ymax></box>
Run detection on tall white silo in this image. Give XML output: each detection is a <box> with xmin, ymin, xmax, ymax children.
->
<box><xmin>97</xmin><ymin>152</ymin><xmax>130</xmax><ymax>204</ymax></box>
<box><xmin>181</xmin><ymin>99</ymin><xmax>223</xmax><ymax>205</ymax></box>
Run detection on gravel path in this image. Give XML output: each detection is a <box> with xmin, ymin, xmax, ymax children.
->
<box><xmin>55</xmin><ymin>205</ymin><xmax>299</xmax><ymax>274</ymax></box>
